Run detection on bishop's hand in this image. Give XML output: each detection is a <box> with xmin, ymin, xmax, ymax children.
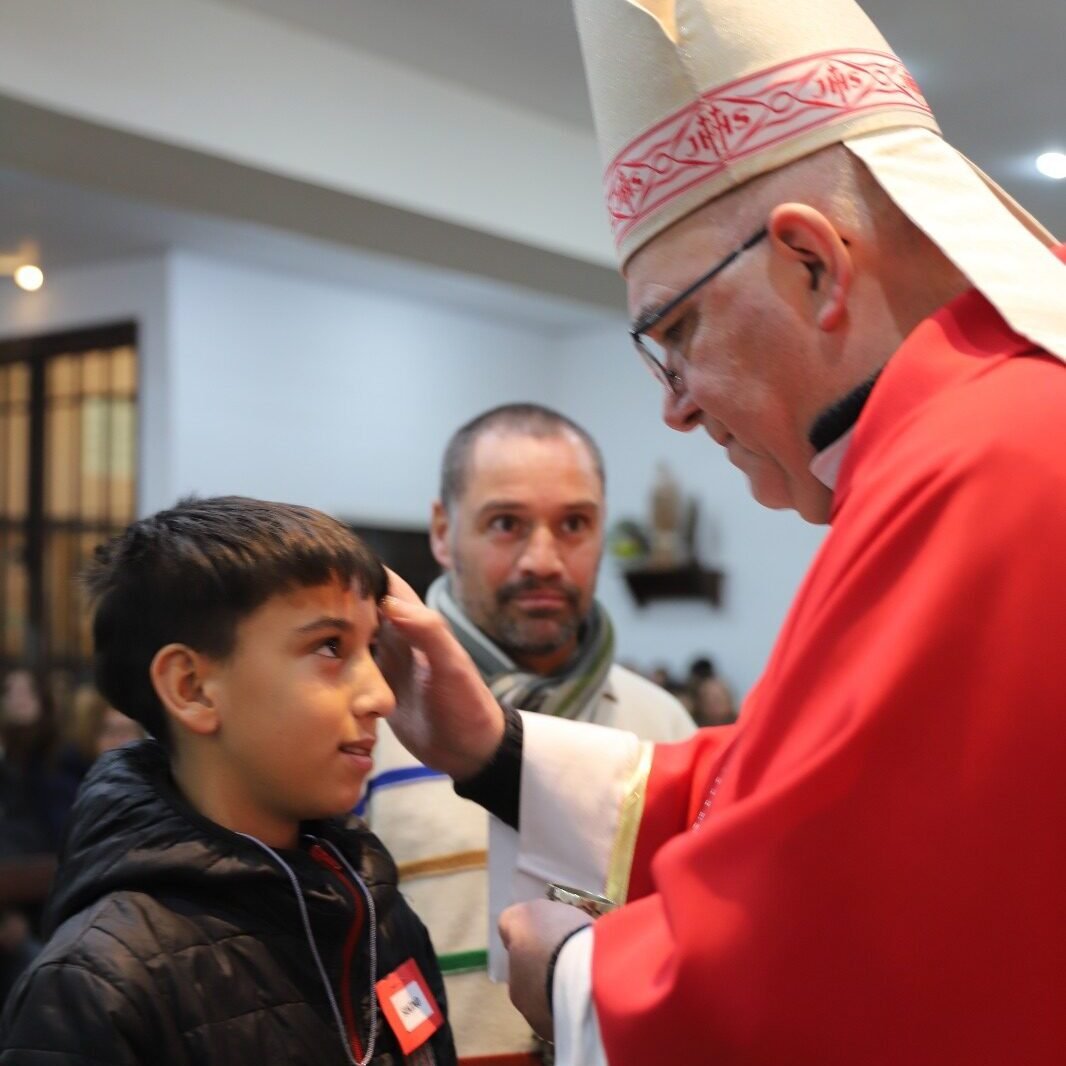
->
<box><xmin>377</xmin><ymin>568</ymin><xmax>504</xmax><ymax>781</ymax></box>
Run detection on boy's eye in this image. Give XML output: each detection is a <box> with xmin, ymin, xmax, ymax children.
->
<box><xmin>316</xmin><ymin>637</ymin><xmax>343</xmax><ymax>659</ymax></box>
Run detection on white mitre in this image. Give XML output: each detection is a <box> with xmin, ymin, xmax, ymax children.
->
<box><xmin>574</xmin><ymin>0</ymin><xmax>1066</xmax><ymax>360</ymax></box>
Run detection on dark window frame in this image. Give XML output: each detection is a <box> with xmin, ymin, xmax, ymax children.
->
<box><xmin>0</xmin><ymin>320</ymin><xmax>139</xmax><ymax>678</ymax></box>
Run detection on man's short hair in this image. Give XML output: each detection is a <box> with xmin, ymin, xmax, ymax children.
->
<box><xmin>84</xmin><ymin>496</ymin><xmax>386</xmax><ymax>748</ymax></box>
<box><xmin>440</xmin><ymin>403</ymin><xmax>606</xmax><ymax>511</ymax></box>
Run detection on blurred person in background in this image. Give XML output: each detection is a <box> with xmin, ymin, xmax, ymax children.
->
<box><xmin>0</xmin><ymin>669</ymin><xmax>74</xmax><ymax>1008</ymax></box>
<box><xmin>0</xmin><ymin>670</ymin><xmax>77</xmax><ymax>857</ymax></box>
<box><xmin>68</xmin><ymin>685</ymin><xmax>143</xmax><ymax>765</ymax></box>
<box><xmin>687</xmin><ymin>656</ymin><xmax>735</xmax><ymax>726</ymax></box>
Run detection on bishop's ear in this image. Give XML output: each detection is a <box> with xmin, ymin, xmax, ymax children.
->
<box><xmin>150</xmin><ymin>644</ymin><xmax>221</xmax><ymax>737</ymax></box>
<box><xmin>767</xmin><ymin>203</ymin><xmax>854</xmax><ymax>332</ymax></box>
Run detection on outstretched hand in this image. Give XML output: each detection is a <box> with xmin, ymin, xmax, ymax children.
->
<box><xmin>377</xmin><ymin>568</ymin><xmax>505</xmax><ymax>781</ymax></box>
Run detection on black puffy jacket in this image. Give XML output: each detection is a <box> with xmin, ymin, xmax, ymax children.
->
<box><xmin>0</xmin><ymin>742</ymin><xmax>456</xmax><ymax>1065</ymax></box>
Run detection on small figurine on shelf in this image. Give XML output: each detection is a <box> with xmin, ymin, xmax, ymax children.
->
<box><xmin>610</xmin><ymin>465</ymin><xmax>723</xmax><ymax>607</ymax></box>
<box><xmin>650</xmin><ymin>462</ymin><xmax>685</xmax><ymax>567</ymax></box>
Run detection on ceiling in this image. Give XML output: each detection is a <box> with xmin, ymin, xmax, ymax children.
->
<box><xmin>219</xmin><ymin>0</ymin><xmax>591</xmax><ymax>129</ymax></box>
<box><xmin>0</xmin><ymin>166</ymin><xmax>617</xmax><ymax>333</ymax></box>
<box><xmin>217</xmin><ymin>0</ymin><xmax>1066</xmax><ymax>230</ymax></box>
<box><xmin>0</xmin><ymin>0</ymin><xmax>1062</xmax><ymax>322</ymax></box>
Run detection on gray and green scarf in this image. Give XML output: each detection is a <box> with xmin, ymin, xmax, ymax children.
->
<box><xmin>425</xmin><ymin>575</ymin><xmax>615</xmax><ymax>720</ymax></box>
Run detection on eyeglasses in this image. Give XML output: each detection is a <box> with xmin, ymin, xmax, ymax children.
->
<box><xmin>629</xmin><ymin>225</ymin><xmax>769</xmax><ymax>395</ymax></box>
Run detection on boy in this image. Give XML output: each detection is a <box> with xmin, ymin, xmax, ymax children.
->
<box><xmin>0</xmin><ymin>496</ymin><xmax>456</xmax><ymax>1066</ymax></box>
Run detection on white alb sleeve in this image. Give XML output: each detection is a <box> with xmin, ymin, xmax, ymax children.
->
<box><xmin>552</xmin><ymin>925</ymin><xmax>608</xmax><ymax>1066</ymax></box>
<box><xmin>487</xmin><ymin>712</ymin><xmax>650</xmax><ymax>980</ymax></box>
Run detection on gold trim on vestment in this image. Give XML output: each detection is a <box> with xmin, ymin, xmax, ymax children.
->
<box><xmin>605</xmin><ymin>741</ymin><xmax>654</xmax><ymax>903</ymax></box>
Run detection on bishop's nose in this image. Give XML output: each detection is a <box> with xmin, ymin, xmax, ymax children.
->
<box><xmin>662</xmin><ymin>385</ymin><xmax>701</xmax><ymax>433</ymax></box>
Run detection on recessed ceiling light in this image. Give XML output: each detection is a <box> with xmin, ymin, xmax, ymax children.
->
<box><xmin>1035</xmin><ymin>152</ymin><xmax>1066</xmax><ymax>180</ymax></box>
<box><xmin>13</xmin><ymin>264</ymin><xmax>44</xmax><ymax>291</ymax></box>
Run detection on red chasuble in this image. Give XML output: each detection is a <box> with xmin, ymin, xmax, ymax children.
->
<box><xmin>592</xmin><ymin>274</ymin><xmax>1066</xmax><ymax>1063</ymax></box>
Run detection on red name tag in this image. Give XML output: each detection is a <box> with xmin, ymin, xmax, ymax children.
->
<box><xmin>376</xmin><ymin>958</ymin><xmax>444</xmax><ymax>1054</ymax></box>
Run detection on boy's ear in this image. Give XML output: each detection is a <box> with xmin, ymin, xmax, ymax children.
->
<box><xmin>767</xmin><ymin>202</ymin><xmax>854</xmax><ymax>332</ymax></box>
<box><xmin>429</xmin><ymin>500</ymin><xmax>453</xmax><ymax>569</ymax></box>
<box><xmin>150</xmin><ymin>644</ymin><xmax>221</xmax><ymax>737</ymax></box>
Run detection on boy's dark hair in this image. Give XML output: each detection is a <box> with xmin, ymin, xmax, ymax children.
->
<box><xmin>84</xmin><ymin>496</ymin><xmax>387</xmax><ymax>748</ymax></box>
<box><xmin>439</xmin><ymin>403</ymin><xmax>606</xmax><ymax>511</ymax></box>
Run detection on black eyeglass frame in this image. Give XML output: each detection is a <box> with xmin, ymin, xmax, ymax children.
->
<box><xmin>629</xmin><ymin>225</ymin><xmax>769</xmax><ymax>394</ymax></box>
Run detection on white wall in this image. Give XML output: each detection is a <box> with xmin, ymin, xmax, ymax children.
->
<box><xmin>0</xmin><ymin>0</ymin><xmax>610</xmax><ymax>265</ymax></box>
<box><xmin>553</xmin><ymin>320</ymin><xmax>827</xmax><ymax>700</ymax></box>
<box><xmin>0</xmin><ymin>250</ymin><xmax>824</xmax><ymax>701</ymax></box>
<box><xmin>166</xmin><ymin>253</ymin><xmax>555</xmax><ymax>524</ymax></box>
<box><xmin>0</xmin><ymin>254</ymin><xmax>173</xmax><ymax>514</ymax></box>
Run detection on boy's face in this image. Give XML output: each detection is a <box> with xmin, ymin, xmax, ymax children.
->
<box><xmin>199</xmin><ymin>579</ymin><xmax>392</xmax><ymax>846</ymax></box>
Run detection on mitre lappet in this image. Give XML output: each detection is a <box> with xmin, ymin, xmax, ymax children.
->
<box><xmin>573</xmin><ymin>0</ymin><xmax>1066</xmax><ymax>360</ymax></box>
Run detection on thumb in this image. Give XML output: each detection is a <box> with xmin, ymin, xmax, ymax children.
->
<box><xmin>498</xmin><ymin>905</ymin><xmax>518</xmax><ymax>950</ymax></box>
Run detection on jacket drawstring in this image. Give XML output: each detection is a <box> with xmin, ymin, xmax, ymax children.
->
<box><xmin>237</xmin><ymin>832</ymin><xmax>379</xmax><ymax>1065</ymax></box>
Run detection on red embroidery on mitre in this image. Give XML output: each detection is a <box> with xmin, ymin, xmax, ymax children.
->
<box><xmin>605</xmin><ymin>49</ymin><xmax>932</xmax><ymax>245</ymax></box>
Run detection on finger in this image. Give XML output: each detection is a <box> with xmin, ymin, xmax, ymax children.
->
<box><xmin>374</xmin><ymin>617</ymin><xmax>413</xmax><ymax>674</ymax></box>
<box><xmin>498</xmin><ymin>904</ymin><xmax>521</xmax><ymax>949</ymax></box>
<box><xmin>380</xmin><ymin>587</ymin><xmax>444</xmax><ymax>638</ymax></box>
<box><xmin>385</xmin><ymin>567</ymin><xmax>423</xmax><ymax>607</ymax></box>
<box><xmin>382</xmin><ymin>593</ymin><xmax>470</xmax><ymax>666</ymax></box>
<box><xmin>380</xmin><ymin>593</ymin><xmax>426</xmax><ymax>625</ymax></box>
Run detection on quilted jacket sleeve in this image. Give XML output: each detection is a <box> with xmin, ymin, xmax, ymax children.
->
<box><xmin>0</xmin><ymin>960</ymin><xmax>150</xmax><ymax>1065</ymax></box>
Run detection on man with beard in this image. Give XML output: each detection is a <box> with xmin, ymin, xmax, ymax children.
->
<box><xmin>362</xmin><ymin>403</ymin><xmax>693</xmax><ymax>1063</ymax></box>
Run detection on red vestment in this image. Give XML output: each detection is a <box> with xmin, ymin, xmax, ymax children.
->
<box><xmin>593</xmin><ymin>273</ymin><xmax>1066</xmax><ymax>1063</ymax></box>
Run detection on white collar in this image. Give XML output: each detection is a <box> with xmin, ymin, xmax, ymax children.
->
<box><xmin>809</xmin><ymin>427</ymin><xmax>856</xmax><ymax>492</ymax></box>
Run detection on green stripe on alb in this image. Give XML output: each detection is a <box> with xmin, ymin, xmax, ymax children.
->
<box><xmin>437</xmin><ymin>949</ymin><xmax>489</xmax><ymax>975</ymax></box>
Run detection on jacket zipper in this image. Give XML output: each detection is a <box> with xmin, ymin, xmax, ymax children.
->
<box><xmin>310</xmin><ymin>844</ymin><xmax>367</xmax><ymax>1062</ymax></box>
